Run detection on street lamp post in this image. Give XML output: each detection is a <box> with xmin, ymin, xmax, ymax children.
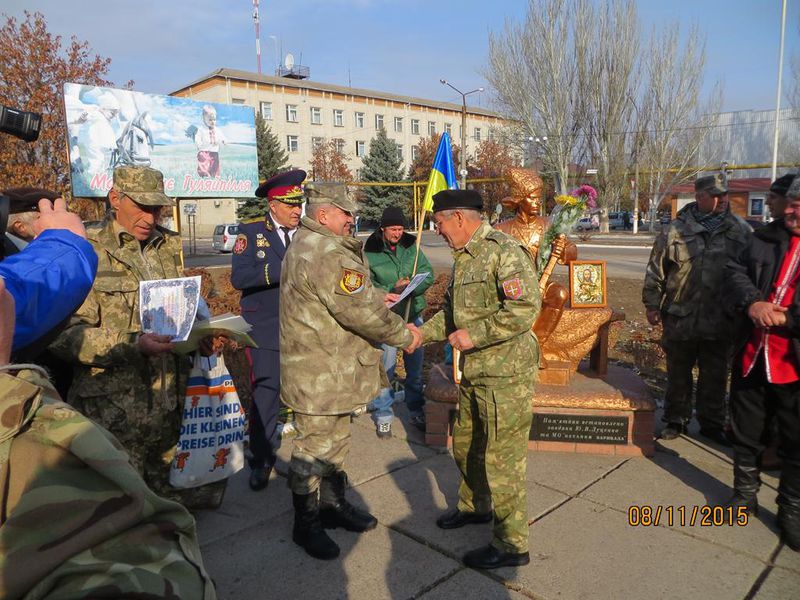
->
<box><xmin>440</xmin><ymin>79</ymin><xmax>483</xmax><ymax>189</ymax></box>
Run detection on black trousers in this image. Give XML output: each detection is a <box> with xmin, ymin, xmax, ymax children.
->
<box><xmin>730</xmin><ymin>358</ymin><xmax>800</xmax><ymax>465</ymax></box>
<box><xmin>246</xmin><ymin>347</ymin><xmax>281</xmax><ymax>469</ymax></box>
<box><xmin>663</xmin><ymin>338</ymin><xmax>730</xmax><ymax>429</ymax></box>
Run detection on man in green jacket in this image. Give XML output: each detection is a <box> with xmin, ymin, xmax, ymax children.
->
<box><xmin>363</xmin><ymin>206</ymin><xmax>434</xmax><ymax>437</ymax></box>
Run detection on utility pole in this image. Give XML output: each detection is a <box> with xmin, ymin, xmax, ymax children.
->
<box><xmin>253</xmin><ymin>0</ymin><xmax>261</xmax><ymax>74</ymax></box>
<box><xmin>440</xmin><ymin>79</ymin><xmax>483</xmax><ymax>189</ymax></box>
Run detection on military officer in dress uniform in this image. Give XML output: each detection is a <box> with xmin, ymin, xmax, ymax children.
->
<box><xmin>231</xmin><ymin>169</ymin><xmax>306</xmax><ymax>491</ymax></box>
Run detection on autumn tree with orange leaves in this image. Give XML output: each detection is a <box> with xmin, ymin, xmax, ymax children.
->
<box><xmin>407</xmin><ymin>133</ymin><xmax>462</xmax><ymax>183</ymax></box>
<box><xmin>468</xmin><ymin>138</ymin><xmax>517</xmax><ymax>213</ymax></box>
<box><xmin>0</xmin><ymin>11</ymin><xmax>125</xmax><ymax>197</ymax></box>
<box><xmin>310</xmin><ymin>139</ymin><xmax>353</xmax><ymax>182</ymax></box>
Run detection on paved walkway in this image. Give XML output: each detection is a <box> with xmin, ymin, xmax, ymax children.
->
<box><xmin>195</xmin><ymin>399</ymin><xmax>800</xmax><ymax>600</ymax></box>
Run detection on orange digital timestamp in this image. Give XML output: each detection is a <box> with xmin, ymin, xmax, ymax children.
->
<box><xmin>627</xmin><ymin>505</ymin><xmax>749</xmax><ymax>527</ymax></box>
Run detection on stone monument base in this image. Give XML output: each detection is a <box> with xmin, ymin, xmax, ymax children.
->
<box><xmin>423</xmin><ymin>362</ymin><xmax>655</xmax><ymax>457</ymax></box>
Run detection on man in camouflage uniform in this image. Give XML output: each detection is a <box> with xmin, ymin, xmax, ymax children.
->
<box><xmin>280</xmin><ymin>182</ymin><xmax>420</xmax><ymax>560</ymax></box>
<box><xmin>643</xmin><ymin>174</ymin><xmax>751</xmax><ymax>444</ymax></box>
<box><xmin>420</xmin><ymin>189</ymin><xmax>541</xmax><ymax>570</ymax></box>
<box><xmin>50</xmin><ymin>166</ymin><xmax>223</xmax><ymax>508</ymax></box>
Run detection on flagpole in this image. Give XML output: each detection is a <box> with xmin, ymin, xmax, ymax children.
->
<box><xmin>404</xmin><ymin>181</ymin><xmax>427</xmax><ymax>322</ymax></box>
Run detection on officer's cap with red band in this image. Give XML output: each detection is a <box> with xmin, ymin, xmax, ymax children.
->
<box><xmin>255</xmin><ymin>169</ymin><xmax>306</xmax><ymax>205</ymax></box>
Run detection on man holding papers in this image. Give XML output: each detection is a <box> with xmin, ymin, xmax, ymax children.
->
<box><xmin>363</xmin><ymin>206</ymin><xmax>434</xmax><ymax>437</ymax></box>
<box><xmin>50</xmin><ymin>166</ymin><xmax>222</xmax><ymax>509</ymax></box>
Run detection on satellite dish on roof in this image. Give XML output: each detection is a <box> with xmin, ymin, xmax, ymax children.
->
<box><xmin>284</xmin><ymin>53</ymin><xmax>295</xmax><ymax>70</ymax></box>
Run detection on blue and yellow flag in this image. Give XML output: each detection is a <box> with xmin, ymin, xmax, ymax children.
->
<box><xmin>422</xmin><ymin>132</ymin><xmax>458</xmax><ymax>212</ymax></box>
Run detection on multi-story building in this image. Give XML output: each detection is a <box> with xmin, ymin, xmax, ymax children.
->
<box><xmin>170</xmin><ymin>67</ymin><xmax>506</xmax><ymax>179</ymax></box>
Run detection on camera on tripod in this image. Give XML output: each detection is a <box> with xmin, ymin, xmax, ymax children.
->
<box><xmin>0</xmin><ymin>105</ymin><xmax>42</xmax><ymax>142</ymax></box>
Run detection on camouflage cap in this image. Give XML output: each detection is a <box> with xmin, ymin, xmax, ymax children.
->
<box><xmin>788</xmin><ymin>176</ymin><xmax>800</xmax><ymax>200</ymax></box>
<box><xmin>695</xmin><ymin>174</ymin><xmax>728</xmax><ymax>195</ymax></box>
<box><xmin>304</xmin><ymin>182</ymin><xmax>357</xmax><ymax>214</ymax></box>
<box><xmin>112</xmin><ymin>166</ymin><xmax>175</xmax><ymax>207</ymax></box>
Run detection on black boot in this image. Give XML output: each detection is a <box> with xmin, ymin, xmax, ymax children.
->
<box><xmin>319</xmin><ymin>471</ymin><xmax>377</xmax><ymax>532</ymax></box>
<box><xmin>778</xmin><ymin>461</ymin><xmax>800</xmax><ymax>551</ymax></box>
<box><xmin>723</xmin><ymin>451</ymin><xmax>760</xmax><ymax>515</ymax></box>
<box><xmin>292</xmin><ymin>492</ymin><xmax>340</xmax><ymax>560</ymax></box>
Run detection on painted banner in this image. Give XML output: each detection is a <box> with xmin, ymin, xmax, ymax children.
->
<box><xmin>64</xmin><ymin>83</ymin><xmax>258</xmax><ymax>198</ymax></box>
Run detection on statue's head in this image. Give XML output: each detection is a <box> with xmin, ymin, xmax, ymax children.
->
<box><xmin>503</xmin><ymin>167</ymin><xmax>543</xmax><ymax>217</ymax></box>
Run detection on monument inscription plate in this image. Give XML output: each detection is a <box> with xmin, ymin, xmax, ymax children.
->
<box><xmin>531</xmin><ymin>414</ymin><xmax>629</xmax><ymax>444</ymax></box>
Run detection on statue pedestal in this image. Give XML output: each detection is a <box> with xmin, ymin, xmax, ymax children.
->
<box><xmin>423</xmin><ymin>362</ymin><xmax>655</xmax><ymax>457</ymax></box>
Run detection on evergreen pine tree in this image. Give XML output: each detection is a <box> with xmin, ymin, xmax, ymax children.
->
<box><xmin>359</xmin><ymin>127</ymin><xmax>409</xmax><ymax>224</ymax></box>
<box><xmin>237</xmin><ymin>114</ymin><xmax>290</xmax><ymax>220</ymax></box>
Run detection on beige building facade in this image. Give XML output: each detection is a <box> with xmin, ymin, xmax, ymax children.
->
<box><xmin>171</xmin><ymin>68</ymin><xmax>506</xmax><ymax>179</ymax></box>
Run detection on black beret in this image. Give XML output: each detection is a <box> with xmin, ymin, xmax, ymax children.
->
<box><xmin>431</xmin><ymin>189</ymin><xmax>483</xmax><ymax>213</ymax></box>
<box><xmin>380</xmin><ymin>206</ymin><xmax>406</xmax><ymax>227</ymax></box>
<box><xmin>255</xmin><ymin>169</ymin><xmax>306</xmax><ymax>203</ymax></box>
<box><xmin>770</xmin><ymin>174</ymin><xmax>797</xmax><ymax>196</ymax></box>
<box><xmin>1</xmin><ymin>187</ymin><xmax>59</xmax><ymax>213</ymax></box>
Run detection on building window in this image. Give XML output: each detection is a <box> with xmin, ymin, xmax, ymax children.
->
<box><xmin>444</xmin><ymin>123</ymin><xmax>452</xmax><ymax>136</ymax></box>
<box><xmin>474</xmin><ymin>127</ymin><xmax>481</xmax><ymax>142</ymax></box>
<box><xmin>411</xmin><ymin>145</ymin><xmax>419</xmax><ymax>161</ymax></box>
<box><xmin>286</xmin><ymin>135</ymin><xmax>299</xmax><ymax>152</ymax></box>
<box><xmin>396</xmin><ymin>143</ymin><xmax>403</xmax><ymax>161</ymax></box>
<box><xmin>749</xmin><ymin>197</ymin><xmax>764</xmax><ymax>217</ymax></box>
<box><xmin>334</xmin><ymin>138</ymin><xmax>346</xmax><ymax>154</ymax></box>
<box><xmin>375</xmin><ymin>114</ymin><xmax>384</xmax><ymax>130</ymax></box>
<box><xmin>411</xmin><ymin>119</ymin><xmax>420</xmax><ymax>135</ymax></box>
<box><xmin>355</xmin><ymin>168</ymin><xmax>362</xmax><ymax>180</ymax></box>
<box><xmin>488</xmin><ymin>128</ymin><xmax>496</xmax><ymax>142</ymax></box>
<box><xmin>394</xmin><ymin>116</ymin><xmax>403</xmax><ymax>132</ymax></box>
<box><xmin>312</xmin><ymin>136</ymin><xmax>324</xmax><ymax>150</ymax></box>
<box><xmin>232</xmin><ymin>98</ymin><xmax>245</xmax><ymax>105</ymax></box>
<box><xmin>260</xmin><ymin>101</ymin><xmax>273</xmax><ymax>120</ymax></box>
<box><xmin>310</xmin><ymin>107</ymin><xmax>322</xmax><ymax>125</ymax></box>
<box><xmin>286</xmin><ymin>104</ymin><xmax>298</xmax><ymax>122</ymax></box>
<box><xmin>428</xmin><ymin>121</ymin><xmax>436</xmax><ymax>136</ymax></box>
<box><xmin>356</xmin><ymin>140</ymin><xmax>366</xmax><ymax>157</ymax></box>
<box><xmin>355</xmin><ymin>112</ymin><xmax>365</xmax><ymax>128</ymax></box>
<box><xmin>333</xmin><ymin>109</ymin><xmax>344</xmax><ymax>127</ymax></box>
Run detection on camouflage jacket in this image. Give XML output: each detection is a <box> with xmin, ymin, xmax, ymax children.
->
<box><xmin>642</xmin><ymin>204</ymin><xmax>751</xmax><ymax>341</ymax></box>
<box><xmin>280</xmin><ymin>216</ymin><xmax>413</xmax><ymax>415</ymax></box>
<box><xmin>0</xmin><ymin>366</ymin><xmax>216</xmax><ymax>600</ymax></box>
<box><xmin>420</xmin><ymin>222</ymin><xmax>541</xmax><ymax>384</ymax></box>
<box><xmin>50</xmin><ymin>218</ymin><xmax>189</xmax><ymax>421</ymax></box>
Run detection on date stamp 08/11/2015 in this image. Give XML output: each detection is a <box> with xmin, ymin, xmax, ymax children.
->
<box><xmin>628</xmin><ymin>505</ymin><xmax>749</xmax><ymax>527</ymax></box>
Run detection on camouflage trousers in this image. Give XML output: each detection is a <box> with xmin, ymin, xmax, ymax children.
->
<box><xmin>289</xmin><ymin>412</ymin><xmax>351</xmax><ymax>494</ymax></box>
<box><xmin>662</xmin><ymin>338</ymin><xmax>731</xmax><ymax>430</ymax></box>
<box><xmin>454</xmin><ymin>380</ymin><xmax>535</xmax><ymax>553</ymax></box>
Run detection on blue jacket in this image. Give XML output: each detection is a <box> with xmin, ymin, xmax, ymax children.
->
<box><xmin>230</xmin><ymin>216</ymin><xmax>287</xmax><ymax>350</ymax></box>
<box><xmin>0</xmin><ymin>230</ymin><xmax>98</xmax><ymax>350</ymax></box>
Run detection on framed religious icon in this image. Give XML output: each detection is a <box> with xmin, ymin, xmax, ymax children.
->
<box><xmin>569</xmin><ymin>260</ymin><xmax>607</xmax><ymax>308</ymax></box>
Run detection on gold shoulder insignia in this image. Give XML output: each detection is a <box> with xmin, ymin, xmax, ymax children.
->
<box><xmin>339</xmin><ymin>268</ymin><xmax>365</xmax><ymax>294</ymax></box>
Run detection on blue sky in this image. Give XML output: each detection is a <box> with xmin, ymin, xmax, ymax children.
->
<box><xmin>4</xmin><ymin>0</ymin><xmax>799</xmax><ymax>113</ymax></box>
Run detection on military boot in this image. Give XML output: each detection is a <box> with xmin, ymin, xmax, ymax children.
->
<box><xmin>723</xmin><ymin>451</ymin><xmax>760</xmax><ymax>515</ymax></box>
<box><xmin>292</xmin><ymin>492</ymin><xmax>340</xmax><ymax>560</ymax></box>
<box><xmin>319</xmin><ymin>471</ymin><xmax>377</xmax><ymax>532</ymax></box>
<box><xmin>778</xmin><ymin>461</ymin><xmax>800</xmax><ymax>552</ymax></box>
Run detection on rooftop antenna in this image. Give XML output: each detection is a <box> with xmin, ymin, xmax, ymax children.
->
<box><xmin>252</xmin><ymin>0</ymin><xmax>261</xmax><ymax>74</ymax></box>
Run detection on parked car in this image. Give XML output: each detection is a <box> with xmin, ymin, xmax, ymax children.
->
<box><xmin>574</xmin><ymin>217</ymin><xmax>599</xmax><ymax>231</ymax></box>
<box><xmin>607</xmin><ymin>212</ymin><xmax>626</xmax><ymax>230</ymax></box>
<box><xmin>212</xmin><ymin>223</ymin><xmax>239</xmax><ymax>252</ymax></box>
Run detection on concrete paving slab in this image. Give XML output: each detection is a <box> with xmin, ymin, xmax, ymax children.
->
<box><xmin>773</xmin><ymin>542</ymin><xmax>800</xmax><ymax>573</ymax></box>
<box><xmin>417</xmin><ymin>568</ymin><xmax>528</xmax><ymax>600</ymax></box>
<box><xmin>201</xmin><ymin>509</ymin><xmax>460</xmax><ymax>600</ymax></box>
<box><xmin>194</xmin><ymin>466</ymin><xmax>291</xmax><ymax>547</ymax></box>
<box><xmin>752</xmin><ymin>566</ymin><xmax>800</xmax><ymax>599</ymax></box>
<box><xmin>578</xmin><ymin>450</ymin><xmax>780</xmax><ymax>560</ymax></box>
<box><xmin>505</xmin><ymin>497</ymin><xmax>764</xmax><ymax>600</ymax></box>
<box><xmin>355</xmin><ymin>453</ymin><xmax>569</xmax><ymax>558</ymax></box>
<box><xmin>526</xmin><ymin>452</ymin><xmax>627</xmax><ymax>496</ymax></box>
<box><xmin>350</xmin><ymin>403</ymin><xmax>430</xmax><ymax>447</ymax></box>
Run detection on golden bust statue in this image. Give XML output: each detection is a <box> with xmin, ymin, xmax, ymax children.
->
<box><xmin>495</xmin><ymin>168</ymin><xmax>577</xmax><ymax>349</ymax></box>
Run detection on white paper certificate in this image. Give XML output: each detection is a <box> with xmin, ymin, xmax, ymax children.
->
<box><xmin>387</xmin><ymin>272</ymin><xmax>430</xmax><ymax>308</ymax></box>
<box><xmin>139</xmin><ymin>276</ymin><xmax>201</xmax><ymax>342</ymax></box>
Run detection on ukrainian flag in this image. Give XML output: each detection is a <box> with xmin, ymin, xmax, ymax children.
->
<box><xmin>422</xmin><ymin>132</ymin><xmax>458</xmax><ymax>212</ymax></box>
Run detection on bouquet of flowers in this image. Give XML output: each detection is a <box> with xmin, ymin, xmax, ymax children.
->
<box><xmin>537</xmin><ymin>184</ymin><xmax>598</xmax><ymax>272</ymax></box>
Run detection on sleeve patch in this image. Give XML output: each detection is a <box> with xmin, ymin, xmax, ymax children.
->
<box><xmin>502</xmin><ymin>277</ymin><xmax>524</xmax><ymax>300</ymax></box>
<box><xmin>339</xmin><ymin>268</ymin><xmax>366</xmax><ymax>294</ymax></box>
<box><xmin>233</xmin><ymin>234</ymin><xmax>248</xmax><ymax>255</ymax></box>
